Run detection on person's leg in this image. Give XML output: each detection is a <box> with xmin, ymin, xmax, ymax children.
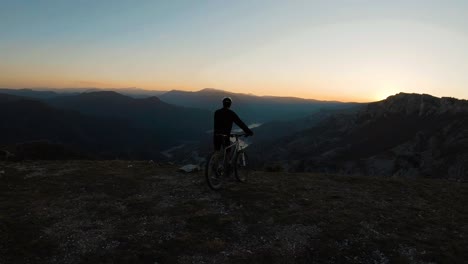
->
<box><xmin>224</xmin><ymin>137</ymin><xmax>233</xmax><ymax>169</ymax></box>
<box><xmin>214</xmin><ymin>135</ymin><xmax>222</xmax><ymax>152</ymax></box>
<box><xmin>211</xmin><ymin>136</ymin><xmax>224</xmax><ymax>176</ymax></box>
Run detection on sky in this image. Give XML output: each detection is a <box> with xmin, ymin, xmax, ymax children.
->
<box><xmin>1</xmin><ymin>0</ymin><xmax>468</xmax><ymax>102</ymax></box>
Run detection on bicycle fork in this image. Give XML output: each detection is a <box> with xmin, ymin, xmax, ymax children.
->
<box><xmin>240</xmin><ymin>152</ymin><xmax>246</xmax><ymax>166</ymax></box>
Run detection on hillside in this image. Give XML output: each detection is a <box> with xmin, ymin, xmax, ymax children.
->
<box><xmin>0</xmin><ymin>94</ymin><xmax>164</xmax><ymax>159</ymax></box>
<box><xmin>0</xmin><ymin>91</ymin><xmax>213</xmax><ymax>158</ymax></box>
<box><xmin>253</xmin><ymin>93</ymin><xmax>468</xmax><ymax>179</ymax></box>
<box><xmin>1</xmin><ymin>160</ymin><xmax>467</xmax><ymax>263</ymax></box>
<box><xmin>252</xmin><ymin>106</ymin><xmax>364</xmax><ymax>142</ymax></box>
<box><xmin>46</xmin><ymin>91</ymin><xmax>212</xmax><ymax>142</ymax></box>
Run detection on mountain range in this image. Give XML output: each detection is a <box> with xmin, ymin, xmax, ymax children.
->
<box><xmin>0</xmin><ymin>87</ymin><xmax>167</xmax><ymax>99</ymax></box>
<box><xmin>2</xmin><ymin>87</ymin><xmax>467</xmax><ymax>180</ymax></box>
<box><xmin>0</xmin><ymin>87</ymin><xmax>356</xmax><ymax>124</ymax></box>
<box><xmin>0</xmin><ymin>88</ymin><xmax>353</xmax><ymax>160</ymax></box>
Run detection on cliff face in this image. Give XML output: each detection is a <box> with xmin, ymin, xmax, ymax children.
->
<box><xmin>255</xmin><ymin>93</ymin><xmax>468</xmax><ymax>179</ymax></box>
<box><xmin>366</xmin><ymin>93</ymin><xmax>468</xmax><ymax>117</ymax></box>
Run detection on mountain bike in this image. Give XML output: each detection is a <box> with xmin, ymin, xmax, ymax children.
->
<box><xmin>205</xmin><ymin>133</ymin><xmax>251</xmax><ymax>190</ymax></box>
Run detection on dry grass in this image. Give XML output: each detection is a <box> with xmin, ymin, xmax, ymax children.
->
<box><xmin>1</xmin><ymin>161</ymin><xmax>467</xmax><ymax>263</ymax></box>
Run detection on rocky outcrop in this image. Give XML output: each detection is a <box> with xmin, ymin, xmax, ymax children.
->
<box><xmin>255</xmin><ymin>93</ymin><xmax>468</xmax><ymax>180</ymax></box>
<box><xmin>365</xmin><ymin>93</ymin><xmax>468</xmax><ymax>117</ymax></box>
<box><xmin>178</xmin><ymin>164</ymin><xmax>201</xmax><ymax>173</ymax></box>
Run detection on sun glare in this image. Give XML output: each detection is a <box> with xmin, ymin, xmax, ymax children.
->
<box><xmin>373</xmin><ymin>85</ymin><xmax>402</xmax><ymax>101</ymax></box>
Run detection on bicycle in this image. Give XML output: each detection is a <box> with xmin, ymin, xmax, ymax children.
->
<box><xmin>205</xmin><ymin>133</ymin><xmax>251</xmax><ymax>190</ymax></box>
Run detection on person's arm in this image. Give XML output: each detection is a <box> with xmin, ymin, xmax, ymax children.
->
<box><xmin>232</xmin><ymin>112</ymin><xmax>254</xmax><ymax>136</ymax></box>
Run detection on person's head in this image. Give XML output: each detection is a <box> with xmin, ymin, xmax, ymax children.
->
<box><xmin>222</xmin><ymin>97</ymin><xmax>232</xmax><ymax>108</ymax></box>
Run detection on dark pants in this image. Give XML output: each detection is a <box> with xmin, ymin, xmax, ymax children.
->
<box><xmin>213</xmin><ymin>135</ymin><xmax>230</xmax><ymax>151</ymax></box>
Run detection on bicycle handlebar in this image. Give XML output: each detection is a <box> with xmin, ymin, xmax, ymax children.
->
<box><xmin>230</xmin><ymin>133</ymin><xmax>248</xmax><ymax>137</ymax></box>
<box><xmin>214</xmin><ymin>133</ymin><xmax>249</xmax><ymax>138</ymax></box>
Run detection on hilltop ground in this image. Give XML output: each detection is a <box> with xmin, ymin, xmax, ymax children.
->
<box><xmin>1</xmin><ymin>161</ymin><xmax>467</xmax><ymax>264</ymax></box>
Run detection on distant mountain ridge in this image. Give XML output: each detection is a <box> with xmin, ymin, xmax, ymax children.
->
<box><xmin>0</xmin><ymin>88</ymin><xmax>61</xmax><ymax>99</ymax></box>
<box><xmin>160</xmin><ymin>88</ymin><xmax>358</xmax><ymax>123</ymax></box>
<box><xmin>1</xmin><ymin>86</ymin><xmax>360</xmax><ymax>127</ymax></box>
<box><xmin>0</xmin><ymin>87</ymin><xmax>167</xmax><ymax>99</ymax></box>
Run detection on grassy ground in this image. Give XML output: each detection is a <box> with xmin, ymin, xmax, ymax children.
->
<box><xmin>0</xmin><ymin>161</ymin><xmax>467</xmax><ymax>264</ymax></box>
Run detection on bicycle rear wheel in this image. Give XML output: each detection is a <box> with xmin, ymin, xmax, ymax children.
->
<box><xmin>234</xmin><ymin>152</ymin><xmax>250</xmax><ymax>182</ymax></box>
<box><xmin>205</xmin><ymin>152</ymin><xmax>223</xmax><ymax>190</ymax></box>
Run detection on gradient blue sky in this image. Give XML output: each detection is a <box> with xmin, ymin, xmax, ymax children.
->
<box><xmin>1</xmin><ymin>0</ymin><xmax>468</xmax><ymax>101</ymax></box>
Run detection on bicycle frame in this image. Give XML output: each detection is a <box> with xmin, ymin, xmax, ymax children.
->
<box><xmin>221</xmin><ymin>138</ymin><xmax>240</xmax><ymax>166</ymax></box>
<box><xmin>218</xmin><ymin>134</ymin><xmax>246</xmax><ymax>167</ymax></box>
<box><xmin>206</xmin><ymin>133</ymin><xmax>250</xmax><ymax>190</ymax></box>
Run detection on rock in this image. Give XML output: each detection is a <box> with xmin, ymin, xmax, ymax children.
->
<box><xmin>0</xmin><ymin>150</ymin><xmax>15</xmax><ymax>160</ymax></box>
<box><xmin>179</xmin><ymin>164</ymin><xmax>200</xmax><ymax>173</ymax></box>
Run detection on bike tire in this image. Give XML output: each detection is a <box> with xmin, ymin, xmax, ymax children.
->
<box><xmin>234</xmin><ymin>151</ymin><xmax>250</xmax><ymax>183</ymax></box>
<box><xmin>205</xmin><ymin>152</ymin><xmax>223</xmax><ymax>190</ymax></box>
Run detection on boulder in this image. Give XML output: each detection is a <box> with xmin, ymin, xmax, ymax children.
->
<box><xmin>179</xmin><ymin>164</ymin><xmax>201</xmax><ymax>173</ymax></box>
<box><xmin>0</xmin><ymin>150</ymin><xmax>15</xmax><ymax>160</ymax></box>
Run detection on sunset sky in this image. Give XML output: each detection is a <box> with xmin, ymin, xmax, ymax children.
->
<box><xmin>1</xmin><ymin>0</ymin><xmax>468</xmax><ymax>102</ymax></box>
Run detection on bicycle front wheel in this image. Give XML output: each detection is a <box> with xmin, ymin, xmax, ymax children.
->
<box><xmin>234</xmin><ymin>151</ymin><xmax>250</xmax><ymax>183</ymax></box>
<box><xmin>205</xmin><ymin>152</ymin><xmax>223</xmax><ymax>190</ymax></box>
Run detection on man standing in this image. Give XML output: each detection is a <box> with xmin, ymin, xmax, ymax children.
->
<box><xmin>213</xmin><ymin>97</ymin><xmax>253</xmax><ymax>151</ymax></box>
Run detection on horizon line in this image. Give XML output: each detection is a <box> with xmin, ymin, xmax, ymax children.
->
<box><xmin>0</xmin><ymin>86</ymin><xmax>385</xmax><ymax>103</ymax></box>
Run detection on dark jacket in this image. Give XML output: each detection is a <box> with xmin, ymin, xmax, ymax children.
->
<box><xmin>214</xmin><ymin>107</ymin><xmax>252</xmax><ymax>136</ymax></box>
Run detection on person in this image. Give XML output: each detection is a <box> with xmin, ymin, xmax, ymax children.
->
<box><xmin>213</xmin><ymin>97</ymin><xmax>254</xmax><ymax>151</ymax></box>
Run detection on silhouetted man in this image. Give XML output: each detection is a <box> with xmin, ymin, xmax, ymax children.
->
<box><xmin>213</xmin><ymin>97</ymin><xmax>253</xmax><ymax>151</ymax></box>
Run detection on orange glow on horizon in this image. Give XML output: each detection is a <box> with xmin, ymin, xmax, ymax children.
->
<box><xmin>0</xmin><ymin>78</ymin><xmax>377</xmax><ymax>103</ymax></box>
